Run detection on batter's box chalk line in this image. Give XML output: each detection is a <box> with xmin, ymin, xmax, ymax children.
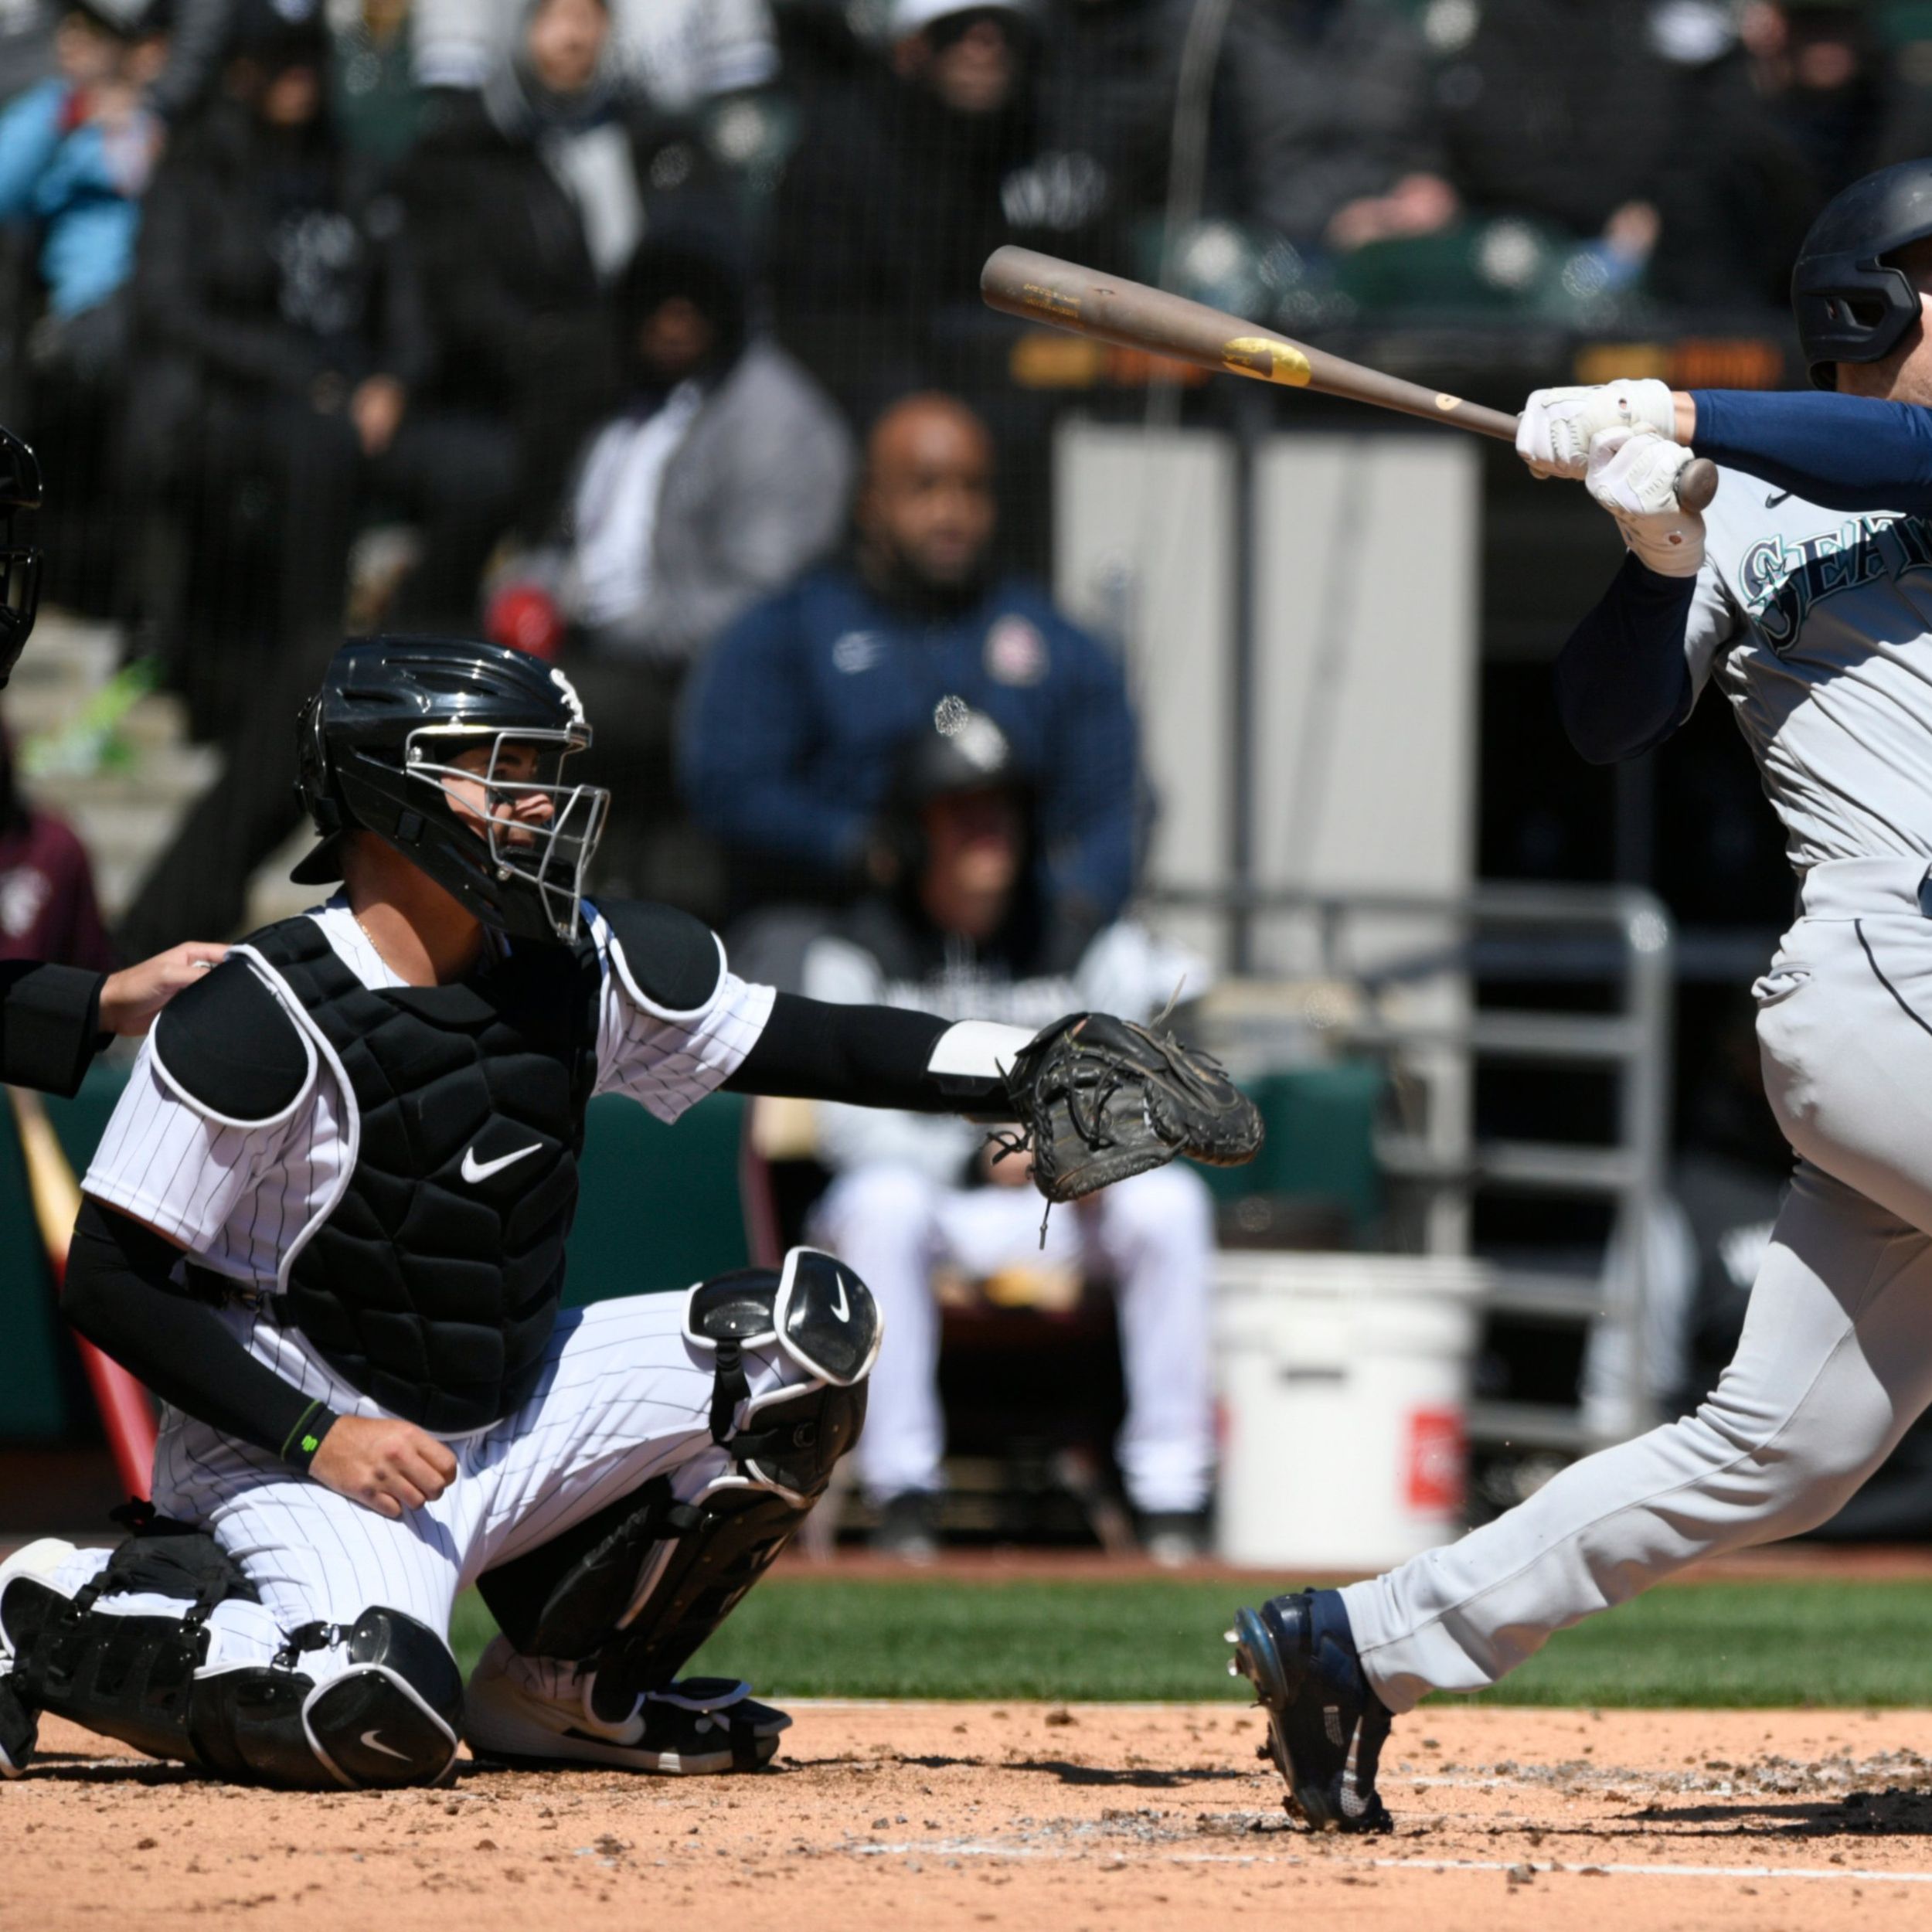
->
<box><xmin>849</xmin><ymin>1841</ymin><xmax>1932</xmax><ymax>1884</ymax></box>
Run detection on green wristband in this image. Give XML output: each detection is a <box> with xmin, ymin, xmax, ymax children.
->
<box><xmin>281</xmin><ymin>1400</ymin><xmax>338</xmax><ymax>1473</ymax></box>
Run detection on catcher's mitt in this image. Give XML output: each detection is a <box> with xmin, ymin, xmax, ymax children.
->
<box><xmin>999</xmin><ymin>1012</ymin><xmax>1264</xmax><ymax>1205</ymax></box>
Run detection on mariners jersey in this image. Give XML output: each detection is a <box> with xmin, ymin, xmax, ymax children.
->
<box><xmin>1688</xmin><ymin>468</ymin><xmax>1932</xmax><ymax>869</ymax></box>
<box><xmin>81</xmin><ymin>896</ymin><xmax>774</xmax><ymax>1433</ymax></box>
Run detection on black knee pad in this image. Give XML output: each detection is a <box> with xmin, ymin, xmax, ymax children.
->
<box><xmin>478</xmin><ymin>1249</ymin><xmax>876</xmax><ymax>1713</ymax></box>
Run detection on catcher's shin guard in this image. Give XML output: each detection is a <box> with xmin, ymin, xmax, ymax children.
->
<box><xmin>2</xmin><ymin>1526</ymin><xmax>460</xmax><ymax>1789</ymax></box>
<box><xmin>472</xmin><ymin>1250</ymin><xmax>876</xmax><ymax>1765</ymax></box>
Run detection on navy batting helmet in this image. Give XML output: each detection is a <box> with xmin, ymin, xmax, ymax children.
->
<box><xmin>1792</xmin><ymin>158</ymin><xmax>1932</xmax><ymax>389</ymax></box>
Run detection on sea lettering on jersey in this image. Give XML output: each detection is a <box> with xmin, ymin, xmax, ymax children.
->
<box><xmin>1738</xmin><ymin>512</ymin><xmax>1932</xmax><ymax>650</ymax></box>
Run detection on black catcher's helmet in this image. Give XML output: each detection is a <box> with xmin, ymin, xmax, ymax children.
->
<box><xmin>0</xmin><ymin>424</ymin><xmax>43</xmax><ymax>689</ymax></box>
<box><xmin>292</xmin><ymin>636</ymin><xmax>610</xmax><ymax>943</ymax></box>
<box><xmin>1792</xmin><ymin>158</ymin><xmax>1932</xmax><ymax>388</ymax></box>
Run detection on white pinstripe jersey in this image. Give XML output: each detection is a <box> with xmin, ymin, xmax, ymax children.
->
<box><xmin>81</xmin><ymin>896</ymin><xmax>774</xmax><ymax>1420</ymax></box>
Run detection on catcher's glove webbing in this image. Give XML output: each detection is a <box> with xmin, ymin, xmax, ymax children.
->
<box><xmin>998</xmin><ymin>1012</ymin><xmax>1264</xmax><ymax>1206</ymax></box>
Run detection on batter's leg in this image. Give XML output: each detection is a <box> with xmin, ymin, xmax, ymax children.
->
<box><xmin>1344</xmin><ymin>1159</ymin><xmax>1932</xmax><ymax>1709</ymax></box>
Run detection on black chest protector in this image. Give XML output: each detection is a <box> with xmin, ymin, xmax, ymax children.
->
<box><xmin>247</xmin><ymin>917</ymin><xmax>602</xmax><ymax>1434</ymax></box>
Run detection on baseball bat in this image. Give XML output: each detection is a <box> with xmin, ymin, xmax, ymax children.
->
<box><xmin>8</xmin><ymin>1084</ymin><xmax>157</xmax><ymax>1499</ymax></box>
<box><xmin>981</xmin><ymin>246</ymin><xmax>1719</xmax><ymax>513</ymax></box>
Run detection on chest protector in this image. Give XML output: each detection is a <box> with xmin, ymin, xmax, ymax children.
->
<box><xmin>248</xmin><ymin>917</ymin><xmax>602</xmax><ymax>1434</ymax></box>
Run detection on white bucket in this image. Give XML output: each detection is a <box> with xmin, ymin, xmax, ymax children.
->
<box><xmin>1214</xmin><ymin>1251</ymin><xmax>1491</xmax><ymax>1571</ymax></box>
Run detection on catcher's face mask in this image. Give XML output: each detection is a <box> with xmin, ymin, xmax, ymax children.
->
<box><xmin>0</xmin><ymin>426</ymin><xmax>44</xmax><ymax>689</ymax></box>
<box><xmin>403</xmin><ymin>726</ymin><xmax>610</xmax><ymax>942</ymax></box>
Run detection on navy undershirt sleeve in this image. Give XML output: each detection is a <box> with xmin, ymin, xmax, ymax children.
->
<box><xmin>1554</xmin><ymin>554</ymin><xmax>1699</xmax><ymax>764</ymax></box>
<box><xmin>1690</xmin><ymin>389</ymin><xmax>1932</xmax><ymax>512</ymax></box>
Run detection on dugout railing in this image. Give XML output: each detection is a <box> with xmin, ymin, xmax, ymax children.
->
<box><xmin>1145</xmin><ymin>879</ymin><xmax>1675</xmax><ymax>1457</ymax></box>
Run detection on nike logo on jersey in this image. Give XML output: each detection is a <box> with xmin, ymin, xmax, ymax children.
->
<box><xmin>359</xmin><ymin>1730</ymin><xmax>410</xmax><ymax>1761</ymax></box>
<box><xmin>830</xmin><ymin>1275</ymin><xmax>851</xmax><ymax>1323</ymax></box>
<box><xmin>461</xmin><ymin>1142</ymin><xmax>543</xmax><ymax>1184</ymax></box>
<box><xmin>1765</xmin><ymin>489</ymin><xmax>1792</xmax><ymax>507</ymax></box>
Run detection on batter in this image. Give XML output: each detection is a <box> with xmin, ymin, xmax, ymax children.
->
<box><xmin>1231</xmin><ymin>156</ymin><xmax>1932</xmax><ymax>1831</ymax></box>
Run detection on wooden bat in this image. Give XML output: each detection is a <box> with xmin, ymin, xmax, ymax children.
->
<box><xmin>981</xmin><ymin>245</ymin><xmax>1719</xmax><ymax>513</ymax></box>
<box><xmin>9</xmin><ymin>1084</ymin><xmax>157</xmax><ymax>1499</ymax></box>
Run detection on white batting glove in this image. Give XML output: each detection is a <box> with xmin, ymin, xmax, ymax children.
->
<box><xmin>1516</xmin><ymin>379</ymin><xmax>1677</xmax><ymax>480</ymax></box>
<box><xmin>1586</xmin><ymin>427</ymin><xmax>1706</xmax><ymax>577</ymax></box>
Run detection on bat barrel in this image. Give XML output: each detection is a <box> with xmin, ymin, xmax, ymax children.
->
<box><xmin>982</xmin><ymin>247</ymin><xmax>1721</xmax><ymax>510</ymax></box>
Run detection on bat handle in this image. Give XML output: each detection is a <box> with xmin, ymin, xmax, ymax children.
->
<box><xmin>1677</xmin><ymin>457</ymin><xmax>1718</xmax><ymax>514</ymax></box>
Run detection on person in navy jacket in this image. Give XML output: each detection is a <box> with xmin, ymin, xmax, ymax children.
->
<box><xmin>680</xmin><ymin>391</ymin><xmax>1140</xmax><ymax>971</ymax></box>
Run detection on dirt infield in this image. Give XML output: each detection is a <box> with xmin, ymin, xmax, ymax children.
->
<box><xmin>18</xmin><ymin>1704</ymin><xmax>1932</xmax><ymax>1930</ymax></box>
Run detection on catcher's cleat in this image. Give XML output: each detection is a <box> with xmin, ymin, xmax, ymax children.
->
<box><xmin>464</xmin><ymin>1635</ymin><xmax>790</xmax><ymax>1775</ymax></box>
<box><xmin>1228</xmin><ymin>1590</ymin><xmax>1394</xmax><ymax>1832</ymax></box>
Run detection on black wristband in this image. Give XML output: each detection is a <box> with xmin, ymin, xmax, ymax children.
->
<box><xmin>281</xmin><ymin>1400</ymin><xmax>339</xmax><ymax>1473</ymax></box>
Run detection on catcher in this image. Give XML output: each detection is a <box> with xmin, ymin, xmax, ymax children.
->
<box><xmin>0</xmin><ymin>636</ymin><xmax>1258</xmax><ymax>1791</ymax></box>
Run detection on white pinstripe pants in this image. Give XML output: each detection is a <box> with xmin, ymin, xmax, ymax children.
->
<box><xmin>49</xmin><ymin>1291</ymin><xmax>817</xmax><ymax>1686</ymax></box>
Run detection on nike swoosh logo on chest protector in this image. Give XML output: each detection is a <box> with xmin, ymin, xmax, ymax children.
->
<box><xmin>461</xmin><ymin>1142</ymin><xmax>543</xmax><ymax>1184</ymax></box>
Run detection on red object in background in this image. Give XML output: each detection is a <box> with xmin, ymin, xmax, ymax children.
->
<box><xmin>486</xmin><ymin>583</ymin><xmax>565</xmax><ymax>662</ymax></box>
<box><xmin>76</xmin><ymin>1335</ymin><xmax>156</xmax><ymax>1502</ymax></box>
<box><xmin>1405</xmin><ymin>1406</ymin><xmax>1466</xmax><ymax>1515</ymax></box>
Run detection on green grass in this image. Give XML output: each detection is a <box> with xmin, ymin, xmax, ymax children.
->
<box><xmin>447</xmin><ymin>1577</ymin><xmax>1932</xmax><ymax>1708</ymax></box>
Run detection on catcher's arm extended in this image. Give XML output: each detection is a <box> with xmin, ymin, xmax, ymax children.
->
<box><xmin>725</xmin><ymin>995</ymin><xmax>1264</xmax><ymax>1202</ymax></box>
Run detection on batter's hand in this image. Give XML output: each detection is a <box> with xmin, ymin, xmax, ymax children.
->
<box><xmin>1517</xmin><ymin>379</ymin><xmax>1677</xmax><ymax>479</ymax></box>
<box><xmin>1587</xmin><ymin>427</ymin><xmax>1706</xmax><ymax>577</ymax></box>
<box><xmin>98</xmin><ymin>942</ymin><xmax>230</xmax><ymax>1036</ymax></box>
<box><xmin>309</xmin><ymin>1415</ymin><xmax>458</xmax><ymax>1518</ymax></box>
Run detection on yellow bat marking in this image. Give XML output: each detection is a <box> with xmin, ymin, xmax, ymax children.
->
<box><xmin>1019</xmin><ymin>281</ymin><xmax>1082</xmax><ymax>321</ymax></box>
<box><xmin>1435</xmin><ymin>393</ymin><xmax>1464</xmax><ymax>410</ymax></box>
<box><xmin>1223</xmin><ymin>337</ymin><xmax>1312</xmax><ymax>386</ymax></box>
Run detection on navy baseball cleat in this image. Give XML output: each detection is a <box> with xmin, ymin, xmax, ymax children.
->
<box><xmin>1227</xmin><ymin>1589</ymin><xmax>1394</xmax><ymax>1832</ymax></box>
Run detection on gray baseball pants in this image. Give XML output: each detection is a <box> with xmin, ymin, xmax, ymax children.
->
<box><xmin>1342</xmin><ymin>856</ymin><xmax>1932</xmax><ymax>1712</ymax></box>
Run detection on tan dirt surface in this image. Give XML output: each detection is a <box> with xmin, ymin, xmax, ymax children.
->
<box><xmin>17</xmin><ymin>1705</ymin><xmax>1932</xmax><ymax>1930</ymax></box>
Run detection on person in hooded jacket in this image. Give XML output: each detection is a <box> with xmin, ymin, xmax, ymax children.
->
<box><xmin>398</xmin><ymin>0</ymin><xmax>622</xmax><ymax>539</ymax></box>
<box><xmin>128</xmin><ymin>0</ymin><xmax>515</xmax><ymax>658</ymax></box>
<box><xmin>485</xmin><ymin>216</ymin><xmax>855</xmax><ymax>900</ymax></box>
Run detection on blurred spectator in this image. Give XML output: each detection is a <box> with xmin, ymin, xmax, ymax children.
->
<box><xmin>1737</xmin><ymin>0</ymin><xmax>1893</xmax><ymax>201</ymax></box>
<box><xmin>1009</xmin><ymin>0</ymin><xmax>1182</xmax><ymax>274</ymax></box>
<box><xmin>409</xmin><ymin>0</ymin><xmax>777</xmax><ymax>110</ymax></box>
<box><xmin>804</xmin><ymin>705</ymin><xmax>1214</xmax><ymax>1561</ymax></box>
<box><xmin>489</xmin><ymin>218</ymin><xmax>855</xmax><ymax>897</ymax></box>
<box><xmin>0</xmin><ymin>1</ymin><xmax>167</xmax><ymax>363</ymax></box>
<box><xmin>329</xmin><ymin>0</ymin><xmax>420</xmax><ymax>170</ymax></box>
<box><xmin>1436</xmin><ymin>0</ymin><xmax>1674</xmax><ymax>281</ymax></box>
<box><xmin>115</xmin><ymin>0</ymin><xmax>516</xmax><ymax>955</ymax></box>
<box><xmin>1647</xmin><ymin>2</ymin><xmax>1818</xmax><ymax>309</ymax></box>
<box><xmin>131</xmin><ymin>0</ymin><xmax>510</xmax><ymax>654</ymax></box>
<box><xmin>1212</xmin><ymin>0</ymin><xmax>1456</xmax><ymax>254</ymax></box>
<box><xmin>0</xmin><ymin>723</ymin><xmax>112</xmax><ymax>971</ymax></box>
<box><xmin>682</xmin><ymin>391</ymin><xmax>1139</xmax><ymax>964</ymax></box>
<box><xmin>770</xmin><ymin>0</ymin><xmax>1036</xmax><ymax>376</ymax></box>
<box><xmin>400</xmin><ymin>0</ymin><xmax>622</xmax><ymax>536</ymax></box>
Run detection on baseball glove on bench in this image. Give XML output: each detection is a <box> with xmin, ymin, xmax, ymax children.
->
<box><xmin>998</xmin><ymin>1012</ymin><xmax>1265</xmax><ymax>1205</ymax></box>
